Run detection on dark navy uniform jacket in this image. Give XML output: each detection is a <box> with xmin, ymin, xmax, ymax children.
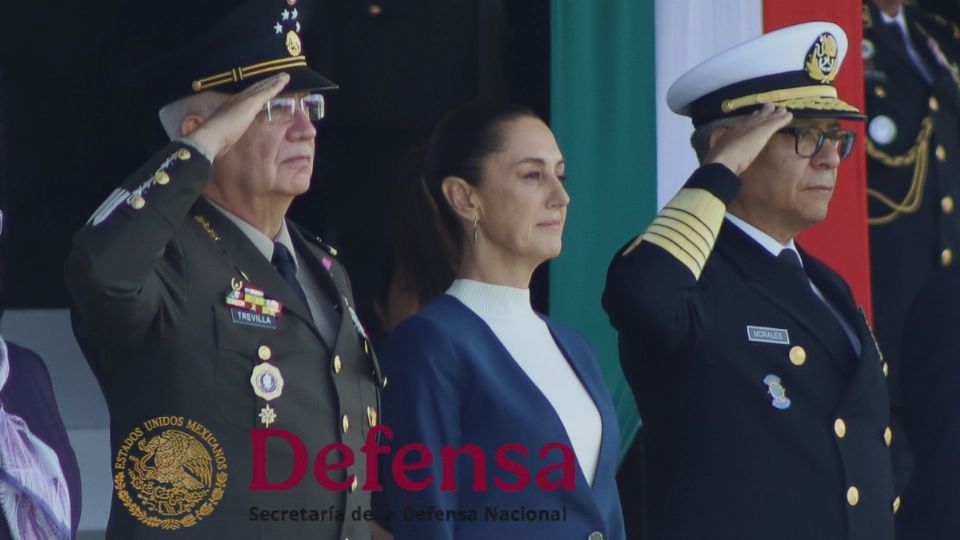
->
<box><xmin>65</xmin><ymin>141</ymin><xmax>382</xmax><ymax>539</ymax></box>
<box><xmin>603</xmin><ymin>164</ymin><xmax>896</xmax><ymax>540</ymax></box>
<box><xmin>901</xmin><ymin>266</ymin><xmax>960</xmax><ymax>540</ymax></box>
<box><xmin>863</xmin><ymin>2</ymin><xmax>960</xmax><ymax>416</ymax></box>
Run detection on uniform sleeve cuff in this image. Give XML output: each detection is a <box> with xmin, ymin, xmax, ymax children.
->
<box><xmin>179</xmin><ymin>137</ymin><xmax>215</xmax><ymax>164</ymax></box>
<box><xmin>684</xmin><ymin>163</ymin><xmax>741</xmax><ymax>204</ymax></box>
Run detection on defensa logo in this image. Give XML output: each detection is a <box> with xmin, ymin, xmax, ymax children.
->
<box><xmin>114</xmin><ymin>416</ymin><xmax>228</xmax><ymax>529</ymax></box>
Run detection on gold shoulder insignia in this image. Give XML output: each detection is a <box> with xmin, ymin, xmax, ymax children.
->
<box><xmin>193</xmin><ymin>215</ymin><xmax>220</xmax><ymax>241</ymax></box>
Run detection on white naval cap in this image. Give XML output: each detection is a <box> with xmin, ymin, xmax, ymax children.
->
<box><xmin>667</xmin><ymin>21</ymin><xmax>864</xmax><ymax>127</ymax></box>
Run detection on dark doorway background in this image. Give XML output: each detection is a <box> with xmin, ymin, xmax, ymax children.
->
<box><xmin>0</xmin><ymin>0</ymin><xmax>550</xmax><ymax>332</ymax></box>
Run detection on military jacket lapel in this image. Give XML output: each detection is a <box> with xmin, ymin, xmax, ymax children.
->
<box><xmin>288</xmin><ymin>224</ymin><xmax>350</xmax><ymax>352</ymax></box>
<box><xmin>190</xmin><ymin>199</ymin><xmax>323</xmax><ymax>341</ymax></box>
<box><xmin>867</xmin><ymin>4</ymin><xmax>926</xmax><ymax>78</ymax></box>
<box><xmin>717</xmin><ymin>224</ymin><xmax>857</xmax><ymax>374</ymax></box>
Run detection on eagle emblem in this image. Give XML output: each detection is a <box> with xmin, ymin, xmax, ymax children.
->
<box><xmin>131</xmin><ymin>430</ymin><xmax>213</xmax><ymax>494</ymax></box>
<box><xmin>114</xmin><ymin>418</ymin><xmax>227</xmax><ymax>529</ymax></box>
<box><xmin>804</xmin><ymin>32</ymin><xmax>840</xmax><ymax>84</ymax></box>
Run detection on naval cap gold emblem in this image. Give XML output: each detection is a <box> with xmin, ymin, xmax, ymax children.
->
<box><xmin>114</xmin><ymin>416</ymin><xmax>228</xmax><ymax>529</ymax></box>
<box><xmin>805</xmin><ymin>32</ymin><xmax>840</xmax><ymax>84</ymax></box>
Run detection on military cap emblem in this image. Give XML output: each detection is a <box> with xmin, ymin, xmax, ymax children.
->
<box><xmin>805</xmin><ymin>32</ymin><xmax>840</xmax><ymax>84</ymax></box>
<box><xmin>114</xmin><ymin>417</ymin><xmax>228</xmax><ymax>529</ymax></box>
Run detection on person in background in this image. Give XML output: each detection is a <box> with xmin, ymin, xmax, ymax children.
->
<box><xmin>378</xmin><ymin>99</ymin><xmax>625</xmax><ymax>540</ymax></box>
<box><xmin>604</xmin><ymin>22</ymin><xmax>896</xmax><ymax>540</ymax></box>
<box><xmin>862</xmin><ymin>3</ymin><xmax>960</xmax><ymax>522</ymax></box>
<box><xmin>0</xmin><ymin>208</ymin><xmax>81</xmax><ymax>540</ymax></box>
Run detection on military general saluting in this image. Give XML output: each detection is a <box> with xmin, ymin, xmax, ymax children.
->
<box><xmin>64</xmin><ymin>1</ymin><xmax>381</xmax><ymax>538</ymax></box>
<box><xmin>603</xmin><ymin>23</ymin><xmax>896</xmax><ymax>540</ymax></box>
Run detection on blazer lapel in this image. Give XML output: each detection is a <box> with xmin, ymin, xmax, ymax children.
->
<box><xmin>717</xmin><ymin>223</ymin><xmax>856</xmax><ymax>375</ymax></box>
<box><xmin>542</xmin><ymin>318</ymin><xmax>616</xmax><ymax>496</ymax></box>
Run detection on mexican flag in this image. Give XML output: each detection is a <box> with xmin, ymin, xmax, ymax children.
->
<box><xmin>550</xmin><ymin>0</ymin><xmax>871</xmax><ymax>455</ymax></box>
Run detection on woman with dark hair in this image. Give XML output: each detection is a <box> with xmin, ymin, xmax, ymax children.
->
<box><xmin>378</xmin><ymin>100</ymin><xmax>625</xmax><ymax>540</ymax></box>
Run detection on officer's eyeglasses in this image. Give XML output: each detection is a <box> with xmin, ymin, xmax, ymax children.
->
<box><xmin>777</xmin><ymin>127</ymin><xmax>856</xmax><ymax>160</ymax></box>
<box><xmin>263</xmin><ymin>93</ymin><xmax>325</xmax><ymax>122</ymax></box>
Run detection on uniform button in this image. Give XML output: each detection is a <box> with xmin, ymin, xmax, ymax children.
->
<box><xmin>937</xmin><ymin>144</ymin><xmax>947</xmax><ymax>161</ymax></box>
<box><xmin>834</xmin><ymin>418</ymin><xmax>847</xmax><ymax>438</ymax></box>
<box><xmin>129</xmin><ymin>195</ymin><xmax>146</xmax><ymax>210</ymax></box>
<box><xmin>367</xmin><ymin>406</ymin><xmax>378</xmax><ymax>428</ymax></box>
<box><xmin>847</xmin><ymin>486</ymin><xmax>860</xmax><ymax>506</ymax></box>
<box><xmin>342</xmin><ymin>415</ymin><xmax>350</xmax><ymax>433</ymax></box>
<box><xmin>351</xmin><ymin>475</ymin><xmax>359</xmax><ymax>492</ymax></box>
<box><xmin>930</xmin><ymin>96</ymin><xmax>940</xmax><ymax>111</ymax></box>
<box><xmin>382</xmin><ymin>376</ymin><xmax>389</xmax><ymax>390</ymax></box>
<box><xmin>943</xmin><ymin>196</ymin><xmax>955</xmax><ymax>214</ymax></box>
<box><xmin>588</xmin><ymin>533</ymin><xmax>604</xmax><ymax>540</ymax></box>
<box><xmin>789</xmin><ymin>346</ymin><xmax>807</xmax><ymax>366</ymax></box>
<box><xmin>943</xmin><ymin>248</ymin><xmax>954</xmax><ymax>267</ymax></box>
<box><xmin>875</xmin><ymin>86</ymin><xmax>887</xmax><ymax>98</ymax></box>
<box><xmin>883</xmin><ymin>361</ymin><xmax>890</xmax><ymax>377</ymax></box>
<box><xmin>893</xmin><ymin>496</ymin><xmax>902</xmax><ymax>514</ymax></box>
<box><xmin>177</xmin><ymin>148</ymin><xmax>192</xmax><ymax>160</ymax></box>
<box><xmin>258</xmin><ymin>345</ymin><xmax>272</xmax><ymax>361</ymax></box>
<box><xmin>155</xmin><ymin>171</ymin><xmax>170</xmax><ymax>185</ymax></box>
<box><xmin>884</xmin><ymin>426</ymin><xmax>893</xmax><ymax>447</ymax></box>
<box><xmin>333</xmin><ymin>355</ymin><xmax>342</xmax><ymax>374</ymax></box>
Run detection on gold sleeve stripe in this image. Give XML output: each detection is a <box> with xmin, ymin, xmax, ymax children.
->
<box><xmin>622</xmin><ymin>188</ymin><xmax>727</xmax><ymax>279</ymax></box>
<box><xmin>656</xmin><ymin>214</ymin><xmax>712</xmax><ymax>254</ymax></box>
<box><xmin>664</xmin><ymin>188</ymin><xmax>727</xmax><ymax>235</ymax></box>
<box><xmin>660</xmin><ymin>207</ymin><xmax>716</xmax><ymax>243</ymax></box>
<box><xmin>647</xmin><ymin>222</ymin><xmax>708</xmax><ymax>261</ymax></box>
<box><xmin>643</xmin><ymin>231</ymin><xmax>704</xmax><ymax>277</ymax></box>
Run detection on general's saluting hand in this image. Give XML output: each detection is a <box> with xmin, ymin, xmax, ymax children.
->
<box><xmin>188</xmin><ymin>72</ymin><xmax>290</xmax><ymax>159</ymax></box>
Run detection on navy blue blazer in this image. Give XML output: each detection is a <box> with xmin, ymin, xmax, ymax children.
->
<box><xmin>379</xmin><ymin>295</ymin><xmax>625</xmax><ymax>540</ymax></box>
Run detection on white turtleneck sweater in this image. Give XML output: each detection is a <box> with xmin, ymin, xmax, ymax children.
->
<box><xmin>446</xmin><ymin>278</ymin><xmax>602</xmax><ymax>485</ymax></box>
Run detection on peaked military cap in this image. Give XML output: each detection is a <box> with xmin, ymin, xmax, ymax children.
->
<box><xmin>139</xmin><ymin>0</ymin><xmax>337</xmax><ymax>110</ymax></box>
<box><xmin>667</xmin><ymin>21</ymin><xmax>864</xmax><ymax>127</ymax></box>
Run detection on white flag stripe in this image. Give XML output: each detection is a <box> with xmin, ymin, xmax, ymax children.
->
<box><xmin>654</xmin><ymin>0</ymin><xmax>763</xmax><ymax>209</ymax></box>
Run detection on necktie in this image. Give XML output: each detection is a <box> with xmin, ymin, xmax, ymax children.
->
<box><xmin>777</xmin><ymin>248</ymin><xmax>862</xmax><ymax>357</ymax></box>
<box><xmin>886</xmin><ymin>17</ymin><xmax>936</xmax><ymax>84</ymax></box>
<box><xmin>777</xmin><ymin>248</ymin><xmax>807</xmax><ymax>279</ymax></box>
<box><xmin>271</xmin><ymin>242</ymin><xmax>339</xmax><ymax>347</ymax></box>
<box><xmin>271</xmin><ymin>242</ymin><xmax>312</xmax><ymax>317</ymax></box>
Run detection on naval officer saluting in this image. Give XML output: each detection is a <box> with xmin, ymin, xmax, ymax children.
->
<box><xmin>604</xmin><ymin>22</ymin><xmax>896</xmax><ymax>540</ymax></box>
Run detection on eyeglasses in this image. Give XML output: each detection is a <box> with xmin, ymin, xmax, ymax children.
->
<box><xmin>263</xmin><ymin>93</ymin><xmax>325</xmax><ymax>122</ymax></box>
<box><xmin>776</xmin><ymin>127</ymin><xmax>856</xmax><ymax>160</ymax></box>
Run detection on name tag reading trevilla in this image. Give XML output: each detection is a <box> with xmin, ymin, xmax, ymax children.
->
<box><xmin>231</xmin><ymin>308</ymin><xmax>278</xmax><ymax>330</ymax></box>
<box><xmin>746</xmin><ymin>325</ymin><xmax>790</xmax><ymax>345</ymax></box>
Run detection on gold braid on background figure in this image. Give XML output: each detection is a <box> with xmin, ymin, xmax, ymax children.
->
<box><xmin>867</xmin><ymin>22</ymin><xmax>960</xmax><ymax>225</ymax></box>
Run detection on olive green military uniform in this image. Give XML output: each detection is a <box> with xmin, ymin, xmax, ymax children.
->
<box><xmin>65</xmin><ymin>141</ymin><xmax>382</xmax><ymax>539</ymax></box>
